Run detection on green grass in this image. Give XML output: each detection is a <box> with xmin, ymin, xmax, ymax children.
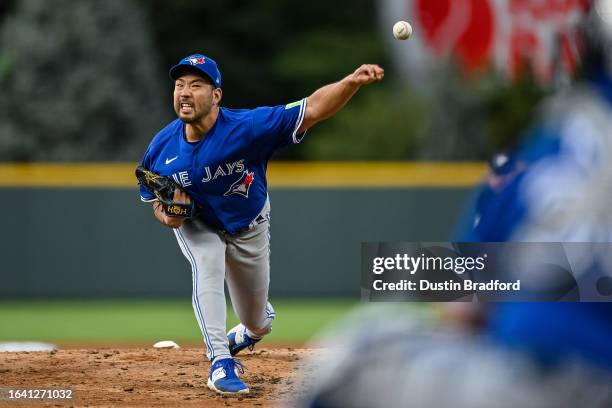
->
<box><xmin>0</xmin><ymin>299</ymin><xmax>357</xmax><ymax>345</ymax></box>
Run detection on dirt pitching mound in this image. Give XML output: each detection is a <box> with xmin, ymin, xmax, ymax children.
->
<box><xmin>0</xmin><ymin>348</ymin><xmax>322</xmax><ymax>407</ymax></box>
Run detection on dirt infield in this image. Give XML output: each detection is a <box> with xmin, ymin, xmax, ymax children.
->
<box><xmin>0</xmin><ymin>348</ymin><xmax>322</xmax><ymax>407</ymax></box>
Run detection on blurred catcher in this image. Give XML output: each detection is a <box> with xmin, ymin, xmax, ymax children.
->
<box><xmin>136</xmin><ymin>53</ymin><xmax>384</xmax><ymax>394</ymax></box>
<box><xmin>298</xmin><ymin>1</ymin><xmax>612</xmax><ymax>407</ymax></box>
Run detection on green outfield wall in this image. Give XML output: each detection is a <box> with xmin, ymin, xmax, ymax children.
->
<box><xmin>0</xmin><ymin>163</ymin><xmax>482</xmax><ymax>298</ymax></box>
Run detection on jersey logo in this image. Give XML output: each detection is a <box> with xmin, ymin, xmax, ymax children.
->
<box><xmin>165</xmin><ymin>156</ymin><xmax>178</xmax><ymax>165</ymax></box>
<box><xmin>224</xmin><ymin>170</ymin><xmax>255</xmax><ymax>198</ymax></box>
<box><xmin>202</xmin><ymin>159</ymin><xmax>245</xmax><ymax>183</ymax></box>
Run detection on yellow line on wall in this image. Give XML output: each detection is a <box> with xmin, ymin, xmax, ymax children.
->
<box><xmin>0</xmin><ymin>162</ymin><xmax>487</xmax><ymax>188</ymax></box>
<box><xmin>0</xmin><ymin>163</ymin><xmax>136</xmax><ymax>188</ymax></box>
<box><xmin>269</xmin><ymin>162</ymin><xmax>486</xmax><ymax>187</ymax></box>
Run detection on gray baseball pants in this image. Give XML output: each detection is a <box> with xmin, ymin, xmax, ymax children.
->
<box><xmin>173</xmin><ymin>200</ymin><xmax>275</xmax><ymax>361</ymax></box>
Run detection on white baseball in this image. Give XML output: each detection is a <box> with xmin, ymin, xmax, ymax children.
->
<box><xmin>393</xmin><ymin>21</ymin><xmax>412</xmax><ymax>40</ymax></box>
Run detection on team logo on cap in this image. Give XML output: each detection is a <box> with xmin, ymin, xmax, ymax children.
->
<box><xmin>185</xmin><ymin>55</ymin><xmax>206</xmax><ymax>65</ymax></box>
<box><xmin>224</xmin><ymin>170</ymin><xmax>255</xmax><ymax>198</ymax></box>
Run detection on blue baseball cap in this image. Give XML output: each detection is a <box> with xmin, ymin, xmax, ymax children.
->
<box><xmin>169</xmin><ymin>54</ymin><xmax>222</xmax><ymax>88</ymax></box>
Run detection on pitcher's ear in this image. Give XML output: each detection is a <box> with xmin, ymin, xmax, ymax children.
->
<box><xmin>213</xmin><ymin>88</ymin><xmax>223</xmax><ymax>106</ymax></box>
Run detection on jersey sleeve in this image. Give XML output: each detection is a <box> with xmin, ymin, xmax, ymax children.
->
<box><xmin>252</xmin><ymin>98</ymin><xmax>308</xmax><ymax>150</ymax></box>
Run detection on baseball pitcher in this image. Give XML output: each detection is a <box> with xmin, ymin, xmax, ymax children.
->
<box><xmin>136</xmin><ymin>53</ymin><xmax>383</xmax><ymax>394</ymax></box>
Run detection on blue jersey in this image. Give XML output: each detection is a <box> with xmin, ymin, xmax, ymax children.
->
<box><xmin>139</xmin><ymin>99</ymin><xmax>307</xmax><ymax>234</ymax></box>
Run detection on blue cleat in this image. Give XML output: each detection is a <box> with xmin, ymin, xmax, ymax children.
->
<box><xmin>207</xmin><ymin>358</ymin><xmax>249</xmax><ymax>395</ymax></box>
<box><xmin>228</xmin><ymin>323</ymin><xmax>261</xmax><ymax>356</ymax></box>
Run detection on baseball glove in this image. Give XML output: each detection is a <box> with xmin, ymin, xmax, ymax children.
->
<box><xmin>135</xmin><ymin>165</ymin><xmax>195</xmax><ymax>218</ymax></box>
